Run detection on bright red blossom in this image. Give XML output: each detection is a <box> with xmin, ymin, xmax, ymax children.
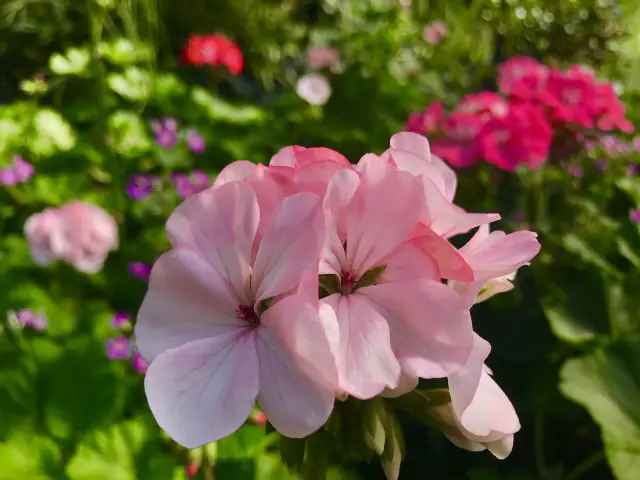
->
<box><xmin>182</xmin><ymin>34</ymin><xmax>243</xmax><ymax>75</ymax></box>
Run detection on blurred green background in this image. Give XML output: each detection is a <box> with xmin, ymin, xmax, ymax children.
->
<box><xmin>2</xmin><ymin>0</ymin><xmax>640</xmax><ymax>479</ymax></box>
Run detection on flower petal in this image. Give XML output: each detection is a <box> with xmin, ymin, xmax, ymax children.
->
<box><xmin>322</xmin><ymin>294</ymin><xmax>401</xmax><ymax>399</ymax></box>
<box><xmin>136</xmin><ymin>249</ymin><xmax>242</xmax><ymax>361</ymax></box>
<box><xmin>144</xmin><ymin>331</ymin><xmax>259</xmax><ymax>448</ymax></box>
<box><xmin>252</xmin><ymin>192</ymin><xmax>325</xmax><ymax>301</ymax></box>
<box><xmin>212</xmin><ymin>160</ymin><xmax>257</xmax><ymax>187</ymax></box>
<box><xmin>410</xmin><ymin>223</ymin><xmax>473</xmax><ymax>281</ymax></box>
<box><xmin>256</xmin><ymin>328</ymin><xmax>335</xmax><ymax>437</ymax></box>
<box><xmin>362</xmin><ymin>280</ymin><xmax>474</xmax><ymax>379</ymax></box>
<box><xmin>165</xmin><ymin>182</ymin><xmax>259</xmax><ymax>303</ymax></box>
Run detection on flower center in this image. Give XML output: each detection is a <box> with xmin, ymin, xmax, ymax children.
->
<box><xmin>236</xmin><ymin>305</ymin><xmax>260</xmax><ymax>328</ymax></box>
<box><xmin>340</xmin><ymin>269</ymin><xmax>360</xmax><ymax>294</ymax></box>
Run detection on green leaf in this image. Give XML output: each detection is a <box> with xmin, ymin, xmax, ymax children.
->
<box><xmin>0</xmin><ymin>431</ymin><xmax>61</xmax><ymax>478</ymax></box>
<box><xmin>191</xmin><ymin>88</ymin><xmax>264</xmax><ymax>124</ymax></box>
<box><xmin>107</xmin><ymin>67</ymin><xmax>152</xmax><ymax>102</ymax></box>
<box><xmin>216</xmin><ymin>425</ymin><xmax>277</xmax><ymax>460</ymax></box>
<box><xmin>49</xmin><ymin>47</ymin><xmax>91</xmax><ymax>75</ymax></box>
<box><xmin>255</xmin><ymin>453</ymin><xmax>300</xmax><ymax>480</ymax></box>
<box><xmin>44</xmin><ymin>339</ymin><xmax>126</xmax><ymax>439</ymax></box>
<box><xmin>99</xmin><ymin>39</ymin><xmax>153</xmax><ymax>65</ymax></box>
<box><xmin>362</xmin><ymin>398</ymin><xmax>386</xmax><ymax>456</ymax></box>
<box><xmin>562</xmin><ymin>233</ymin><xmax>622</xmax><ymax>279</ymax></box>
<box><xmin>379</xmin><ymin>403</ymin><xmax>404</xmax><ymax>480</ymax></box>
<box><xmin>20</xmin><ymin>78</ymin><xmax>49</xmax><ymax>96</ymax></box>
<box><xmin>0</xmin><ymin>118</ymin><xmax>25</xmax><ymax>157</ymax></box>
<box><xmin>391</xmin><ymin>388</ymin><xmax>451</xmax><ymax>427</ymax></box>
<box><xmin>279</xmin><ymin>435</ymin><xmax>306</xmax><ymax>471</ymax></box>
<box><xmin>153</xmin><ymin>73</ymin><xmax>187</xmax><ymax>101</ymax></box>
<box><xmin>32</xmin><ymin>109</ymin><xmax>77</xmax><ymax>156</ymax></box>
<box><xmin>560</xmin><ymin>335</ymin><xmax>640</xmax><ymax>480</ymax></box>
<box><xmin>107</xmin><ymin>110</ymin><xmax>152</xmax><ymax>157</ymax></box>
<box><xmin>66</xmin><ymin>418</ymin><xmax>174</xmax><ymax>480</ymax></box>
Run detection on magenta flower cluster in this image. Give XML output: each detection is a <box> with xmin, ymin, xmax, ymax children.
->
<box><xmin>0</xmin><ymin>156</ymin><xmax>34</xmax><ymax>186</ymax></box>
<box><xmin>105</xmin><ymin>312</ymin><xmax>148</xmax><ymax>374</ymax></box>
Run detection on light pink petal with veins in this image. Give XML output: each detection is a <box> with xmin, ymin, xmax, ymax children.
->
<box><xmin>144</xmin><ymin>331</ymin><xmax>259</xmax><ymax>449</ymax></box>
<box><xmin>347</xmin><ymin>156</ymin><xmax>424</xmax><ymax>274</ymax></box>
<box><xmin>362</xmin><ymin>280</ymin><xmax>474</xmax><ymax>379</ymax></box>
<box><xmin>166</xmin><ymin>183</ymin><xmax>259</xmax><ymax>305</ymax></box>
<box><xmin>322</xmin><ymin>294</ymin><xmax>401</xmax><ymax>399</ymax></box>
<box><xmin>252</xmin><ymin>192</ymin><xmax>324</xmax><ymax>301</ymax></box>
<box><xmin>410</xmin><ymin>223</ymin><xmax>473</xmax><ymax>281</ymax></box>
<box><xmin>212</xmin><ymin>160</ymin><xmax>257</xmax><ymax>187</ymax></box>
<box><xmin>135</xmin><ymin>249</ymin><xmax>243</xmax><ymax>361</ymax></box>
<box><xmin>256</xmin><ymin>328</ymin><xmax>335</xmax><ymax>437</ymax></box>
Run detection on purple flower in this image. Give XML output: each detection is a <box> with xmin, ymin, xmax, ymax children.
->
<box><xmin>155</xmin><ymin>129</ymin><xmax>178</xmax><ymax>149</ymax></box>
<box><xmin>190</xmin><ymin>170</ymin><xmax>210</xmax><ymax>189</ymax></box>
<box><xmin>595</xmin><ymin>159</ymin><xmax>609</xmax><ymax>172</ymax></box>
<box><xmin>628</xmin><ymin>164</ymin><xmax>638</xmax><ymax>177</ymax></box>
<box><xmin>0</xmin><ymin>168</ymin><xmax>18</xmax><ymax>186</ymax></box>
<box><xmin>185</xmin><ymin>129</ymin><xmax>205</xmax><ymax>153</ymax></box>
<box><xmin>106</xmin><ymin>336</ymin><xmax>131</xmax><ymax>360</ymax></box>
<box><xmin>16</xmin><ymin>309</ymin><xmax>48</xmax><ymax>332</ymax></box>
<box><xmin>12</xmin><ymin>156</ymin><xmax>34</xmax><ymax>182</ymax></box>
<box><xmin>128</xmin><ymin>262</ymin><xmax>152</xmax><ymax>280</ymax></box>
<box><xmin>630</xmin><ymin>208</ymin><xmax>640</xmax><ymax>224</ymax></box>
<box><xmin>132</xmin><ymin>352</ymin><xmax>149</xmax><ymax>374</ymax></box>
<box><xmin>110</xmin><ymin>312</ymin><xmax>131</xmax><ymax>330</ymax></box>
<box><xmin>126</xmin><ymin>174</ymin><xmax>154</xmax><ymax>200</ymax></box>
<box><xmin>632</xmin><ymin>136</ymin><xmax>640</xmax><ymax>151</ymax></box>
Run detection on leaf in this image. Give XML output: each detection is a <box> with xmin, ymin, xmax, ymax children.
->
<box><xmin>560</xmin><ymin>335</ymin><xmax>640</xmax><ymax>480</ymax></box>
<box><xmin>216</xmin><ymin>425</ymin><xmax>278</xmax><ymax>460</ymax></box>
<box><xmin>66</xmin><ymin>418</ymin><xmax>175</xmax><ymax>480</ymax></box>
<box><xmin>379</xmin><ymin>403</ymin><xmax>404</xmax><ymax>480</ymax></box>
<box><xmin>107</xmin><ymin>110</ymin><xmax>152</xmax><ymax>157</ymax></box>
<box><xmin>153</xmin><ymin>73</ymin><xmax>187</xmax><ymax>101</ymax></box>
<box><xmin>0</xmin><ymin>431</ymin><xmax>61</xmax><ymax>479</ymax></box>
<box><xmin>279</xmin><ymin>436</ymin><xmax>306</xmax><ymax>471</ymax></box>
<box><xmin>255</xmin><ymin>453</ymin><xmax>300</xmax><ymax>480</ymax></box>
<box><xmin>362</xmin><ymin>398</ymin><xmax>386</xmax><ymax>456</ymax></box>
<box><xmin>107</xmin><ymin>67</ymin><xmax>152</xmax><ymax>102</ymax></box>
<box><xmin>49</xmin><ymin>47</ymin><xmax>91</xmax><ymax>75</ymax></box>
<box><xmin>391</xmin><ymin>388</ymin><xmax>451</xmax><ymax>427</ymax></box>
<box><xmin>99</xmin><ymin>39</ymin><xmax>153</xmax><ymax>64</ymax></box>
<box><xmin>191</xmin><ymin>88</ymin><xmax>264</xmax><ymax>124</ymax></box>
<box><xmin>562</xmin><ymin>233</ymin><xmax>621</xmax><ymax>279</ymax></box>
<box><xmin>31</xmin><ymin>109</ymin><xmax>77</xmax><ymax>156</ymax></box>
<box><xmin>44</xmin><ymin>339</ymin><xmax>126</xmax><ymax>439</ymax></box>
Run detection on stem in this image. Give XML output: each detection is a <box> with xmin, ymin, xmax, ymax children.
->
<box><xmin>534</xmin><ymin>410</ymin><xmax>547</xmax><ymax>478</ymax></box>
<box><xmin>565</xmin><ymin>452</ymin><xmax>605</xmax><ymax>480</ymax></box>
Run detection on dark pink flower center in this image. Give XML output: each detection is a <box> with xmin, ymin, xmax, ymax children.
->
<box><xmin>340</xmin><ymin>269</ymin><xmax>360</xmax><ymax>293</ymax></box>
<box><xmin>236</xmin><ymin>305</ymin><xmax>260</xmax><ymax>328</ymax></box>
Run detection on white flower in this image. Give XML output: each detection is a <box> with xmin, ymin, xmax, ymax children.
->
<box><xmin>296</xmin><ymin>73</ymin><xmax>332</xmax><ymax>106</ymax></box>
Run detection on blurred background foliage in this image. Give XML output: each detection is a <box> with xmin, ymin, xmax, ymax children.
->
<box><xmin>1</xmin><ymin>0</ymin><xmax>640</xmax><ymax>479</ymax></box>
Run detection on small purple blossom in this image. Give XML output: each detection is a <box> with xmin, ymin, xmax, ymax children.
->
<box><xmin>568</xmin><ymin>164</ymin><xmax>584</xmax><ymax>178</ymax></box>
<box><xmin>171</xmin><ymin>171</ymin><xmax>211</xmax><ymax>199</ymax></box>
<box><xmin>129</xmin><ymin>262</ymin><xmax>152</xmax><ymax>281</ymax></box>
<box><xmin>106</xmin><ymin>336</ymin><xmax>131</xmax><ymax>360</ymax></box>
<box><xmin>110</xmin><ymin>312</ymin><xmax>131</xmax><ymax>330</ymax></box>
<box><xmin>12</xmin><ymin>156</ymin><xmax>34</xmax><ymax>182</ymax></box>
<box><xmin>630</xmin><ymin>208</ymin><xmax>640</xmax><ymax>224</ymax></box>
<box><xmin>126</xmin><ymin>174</ymin><xmax>154</xmax><ymax>200</ymax></box>
<box><xmin>595</xmin><ymin>159</ymin><xmax>609</xmax><ymax>172</ymax></box>
<box><xmin>15</xmin><ymin>309</ymin><xmax>48</xmax><ymax>332</ymax></box>
<box><xmin>627</xmin><ymin>164</ymin><xmax>638</xmax><ymax>177</ymax></box>
<box><xmin>151</xmin><ymin>117</ymin><xmax>179</xmax><ymax>149</ymax></box>
<box><xmin>0</xmin><ymin>168</ymin><xmax>18</xmax><ymax>186</ymax></box>
<box><xmin>185</xmin><ymin>129</ymin><xmax>206</xmax><ymax>153</ymax></box>
<box><xmin>132</xmin><ymin>352</ymin><xmax>149</xmax><ymax>374</ymax></box>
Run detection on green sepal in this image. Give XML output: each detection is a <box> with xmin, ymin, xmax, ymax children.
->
<box><xmin>355</xmin><ymin>265</ymin><xmax>387</xmax><ymax>289</ymax></box>
<box><xmin>362</xmin><ymin>398</ymin><xmax>387</xmax><ymax>456</ymax></box>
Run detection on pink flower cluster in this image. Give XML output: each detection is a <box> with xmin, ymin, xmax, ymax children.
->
<box><xmin>406</xmin><ymin>57</ymin><xmax>633</xmax><ymax>171</ymax></box>
<box><xmin>0</xmin><ymin>156</ymin><xmax>34</xmax><ymax>186</ymax></box>
<box><xmin>24</xmin><ymin>201</ymin><xmax>118</xmax><ymax>274</ymax></box>
<box><xmin>135</xmin><ymin>133</ymin><xmax>540</xmax><ymax>457</ymax></box>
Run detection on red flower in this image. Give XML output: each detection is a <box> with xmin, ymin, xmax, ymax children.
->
<box><xmin>431</xmin><ymin>112</ymin><xmax>484</xmax><ymax>168</ymax></box>
<box><xmin>498</xmin><ymin>56</ymin><xmax>549</xmax><ymax>100</ymax></box>
<box><xmin>593</xmin><ymin>82</ymin><xmax>633</xmax><ymax>133</ymax></box>
<box><xmin>478</xmin><ymin>102</ymin><xmax>552</xmax><ymax>171</ymax></box>
<box><xmin>181</xmin><ymin>34</ymin><xmax>244</xmax><ymax>75</ymax></box>
<box><xmin>539</xmin><ymin>67</ymin><xmax>597</xmax><ymax>128</ymax></box>
<box><xmin>456</xmin><ymin>92</ymin><xmax>509</xmax><ymax>121</ymax></box>
<box><xmin>405</xmin><ymin>101</ymin><xmax>444</xmax><ymax>135</ymax></box>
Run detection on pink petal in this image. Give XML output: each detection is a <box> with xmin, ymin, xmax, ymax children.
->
<box><xmin>410</xmin><ymin>224</ymin><xmax>473</xmax><ymax>281</ymax></box>
<box><xmin>144</xmin><ymin>331</ymin><xmax>259</xmax><ymax>448</ymax></box>
<box><xmin>322</xmin><ymin>294</ymin><xmax>401</xmax><ymax>399</ymax></box>
<box><xmin>212</xmin><ymin>160</ymin><xmax>256</xmax><ymax>187</ymax></box>
<box><xmin>295</xmin><ymin>160</ymin><xmax>352</xmax><ymax>197</ymax></box>
<box><xmin>294</xmin><ymin>147</ymin><xmax>351</xmax><ymax>168</ymax></box>
<box><xmin>380</xmin><ymin>370</ymin><xmax>419</xmax><ymax>398</ymax></box>
<box><xmin>256</xmin><ymin>328</ymin><xmax>335</xmax><ymax>437</ymax></box>
<box><xmin>252</xmin><ymin>192</ymin><xmax>324</xmax><ymax>301</ymax></box>
<box><xmin>448</xmin><ymin>334</ymin><xmax>520</xmax><ymax>438</ymax></box>
<box><xmin>269</xmin><ymin>146</ymin><xmax>306</xmax><ymax>167</ymax></box>
<box><xmin>378</xmin><ymin>239</ymin><xmax>439</xmax><ymax>284</ymax></box>
<box><xmin>165</xmin><ymin>183</ymin><xmax>259</xmax><ymax>303</ymax></box>
<box><xmin>261</xmin><ymin>293</ymin><xmax>339</xmax><ymax>392</ymax></box>
<box><xmin>347</xmin><ymin>157</ymin><xmax>424</xmax><ymax>274</ymax></box>
<box><xmin>387</xmin><ymin>149</ymin><xmax>448</xmax><ymax>198</ymax></box>
<box><xmin>135</xmin><ymin>249</ymin><xmax>242</xmax><ymax>361</ymax></box>
<box><xmin>361</xmin><ymin>280</ymin><xmax>474</xmax><ymax>379</ymax></box>
<box><xmin>429</xmin><ymin>154</ymin><xmax>458</xmax><ymax>202</ymax></box>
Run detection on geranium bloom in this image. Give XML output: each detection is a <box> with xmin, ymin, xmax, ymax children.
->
<box><xmin>24</xmin><ymin>201</ymin><xmax>118</xmax><ymax>274</ymax></box>
<box><xmin>540</xmin><ymin>67</ymin><xmax>597</xmax><ymax>128</ymax></box>
<box><xmin>423</xmin><ymin>21</ymin><xmax>447</xmax><ymax>45</ymax></box>
<box><xmin>307</xmin><ymin>47</ymin><xmax>342</xmax><ymax>73</ymax></box>
<box><xmin>106</xmin><ymin>336</ymin><xmax>131</xmax><ymax>360</ymax></box>
<box><xmin>498</xmin><ymin>56</ymin><xmax>549</xmax><ymax>100</ymax></box>
<box><xmin>430</xmin><ymin>112</ymin><xmax>484</xmax><ymax>168</ymax></box>
<box><xmin>296</xmin><ymin>73</ymin><xmax>332</xmax><ymax>106</ymax></box>
<box><xmin>478</xmin><ymin>102</ymin><xmax>552</xmax><ymax>171</ymax></box>
<box><xmin>181</xmin><ymin>34</ymin><xmax>243</xmax><ymax>75</ymax></box>
<box><xmin>136</xmin><ymin>183</ymin><xmax>339</xmax><ymax>448</ymax></box>
<box><xmin>126</xmin><ymin>174</ymin><xmax>154</xmax><ymax>200</ymax></box>
<box><xmin>593</xmin><ymin>82</ymin><xmax>634</xmax><ymax>133</ymax></box>
<box><xmin>405</xmin><ymin>101</ymin><xmax>444</xmax><ymax>136</ymax></box>
<box><xmin>0</xmin><ymin>156</ymin><xmax>34</xmax><ymax>185</ymax></box>
<box><xmin>456</xmin><ymin>92</ymin><xmax>508</xmax><ymax>121</ymax></box>
<box><xmin>16</xmin><ymin>309</ymin><xmax>49</xmax><ymax>332</ymax></box>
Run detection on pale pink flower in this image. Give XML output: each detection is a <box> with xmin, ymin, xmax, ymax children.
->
<box><xmin>450</xmin><ymin>224</ymin><xmax>541</xmax><ymax>306</ymax></box>
<box><xmin>307</xmin><ymin>47</ymin><xmax>342</xmax><ymax>73</ymax></box>
<box><xmin>316</xmin><ymin>158</ymin><xmax>475</xmax><ymax>399</ymax></box>
<box><xmin>423</xmin><ymin>21</ymin><xmax>447</xmax><ymax>45</ymax></box>
<box><xmin>24</xmin><ymin>201</ymin><xmax>118</xmax><ymax>273</ymax></box>
<box><xmin>296</xmin><ymin>73</ymin><xmax>332</xmax><ymax>106</ymax></box>
<box><xmin>135</xmin><ymin>182</ymin><xmax>339</xmax><ymax>448</ymax></box>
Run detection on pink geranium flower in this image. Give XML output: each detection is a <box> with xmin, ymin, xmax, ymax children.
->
<box><xmin>540</xmin><ymin>67</ymin><xmax>597</xmax><ymax>128</ymax></box>
<box><xmin>423</xmin><ymin>21</ymin><xmax>447</xmax><ymax>45</ymax></box>
<box><xmin>307</xmin><ymin>47</ymin><xmax>342</xmax><ymax>73</ymax></box>
<box><xmin>136</xmin><ymin>182</ymin><xmax>339</xmax><ymax>448</ymax></box>
<box><xmin>431</xmin><ymin>112</ymin><xmax>485</xmax><ymax>168</ymax></box>
<box><xmin>498</xmin><ymin>56</ymin><xmax>549</xmax><ymax>100</ymax></box>
<box><xmin>478</xmin><ymin>101</ymin><xmax>552</xmax><ymax>171</ymax></box>
<box><xmin>456</xmin><ymin>92</ymin><xmax>509</xmax><ymax>121</ymax></box>
<box><xmin>405</xmin><ymin>101</ymin><xmax>444</xmax><ymax>135</ymax></box>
